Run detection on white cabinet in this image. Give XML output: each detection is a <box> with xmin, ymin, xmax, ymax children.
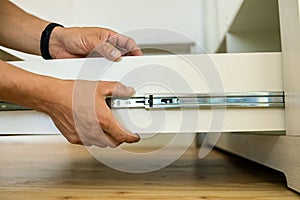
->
<box><xmin>280</xmin><ymin>0</ymin><xmax>300</xmax><ymax>137</ymax></box>
<box><xmin>203</xmin><ymin>0</ymin><xmax>300</xmax><ymax>193</ymax></box>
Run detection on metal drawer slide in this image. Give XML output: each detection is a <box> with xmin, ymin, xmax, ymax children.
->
<box><xmin>107</xmin><ymin>91</ymin><xmax>284</xmax><ymax>109</ymax></box>
<box><xmin>0</xmin><ymin>92</ymin><xmax>284</xmax><ymax>111</ymax></box>
<box><xmin>0</xmin><ymin>102</ymin><xmax>30</xmax><ymax>111</ymax></box>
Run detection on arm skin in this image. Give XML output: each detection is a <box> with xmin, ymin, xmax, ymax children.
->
<box><xmin>0</xmin><ymin>1</ymin><xmax>49</xmax><ymax>55</ymax></box>
<box><xmin>0</xmin><ymin>1</ymin><xmax>143</xmax><ymax>60</ymax></box>
<box><xmin>0</xmin><ymin>1</ymin><xmax>142</xmax><ymax>147</ymax></box>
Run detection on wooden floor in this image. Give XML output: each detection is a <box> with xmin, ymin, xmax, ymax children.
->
<box><xmin>0</xmin><ymin>135</ymin><xmax>299</xmax><ymax>200</ymax></box>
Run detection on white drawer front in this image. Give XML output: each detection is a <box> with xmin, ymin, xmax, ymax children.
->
<box><xmin>0</xmin><ymin>53</ymin><xmax>284</xmax><ymax>134</ymax></box>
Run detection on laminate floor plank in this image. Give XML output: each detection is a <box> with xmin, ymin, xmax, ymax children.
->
<box><xmin>0</xmin><ymin>136</ymin><xmax>299</xmax><ymax>200</ymax></box>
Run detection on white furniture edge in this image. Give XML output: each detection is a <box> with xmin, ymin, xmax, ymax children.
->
<box><xmin>213</xmin><ymin>0</ymin><xmax>300</xmax><ymax>193</ymax></box>
<box><xmin>215</xmin><ymin>133</ymin><xmax>300</xmax><ymax>193</ymax></box>
<box><xmin>0</xmin><ymin>53</ymin><xmax>284</xmax><ymax>134</ymax></box>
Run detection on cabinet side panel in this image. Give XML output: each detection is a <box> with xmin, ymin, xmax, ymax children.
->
<box><xmin>279</xmin><ymin>0</ymin><xmax>300</xmax><ymax>136</ymax></box>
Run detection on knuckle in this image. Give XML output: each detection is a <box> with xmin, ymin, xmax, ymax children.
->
<box><xmin>100</xmin><ymin>81</ymin><xmax>118</xmax><ymax>95</ymax></box>
<box><xmin>99</xmin><ymin>115</ymin><xmax>112</xmax><ymax>131</ymax></box>
<box><xmin>127</xmin><ymin>38</ymin><xmax>136</xmax><ymax>47</ymax></box>
<box><xmin>128</xmin><ymin>37</ymin><xmax>135</xmax><ymax>43</ymax></box>
<box><xmin>110</xmin><ymin>81</ymin><xmax>119</xmax><ymax>88</ymax></box>
<box><xmin>115</xmin><ymin>133</ymin><xmax>126</xmax><ymax>143</ymax></box>
<box><xmin>98</xmin><ymin>42</ymin><xmax>110</xmax><ymax>52</ymax></box>
<box><xmin>67</xmin><ymin>136</ymin><xmax>81</xmax><ymax>145</ymax></box>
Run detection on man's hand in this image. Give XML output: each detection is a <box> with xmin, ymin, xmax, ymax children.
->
<box><xmin>45</xmin><ymin>79</ymin><xmax>140</xmax><ymax>148</ymax></box>
<box><xmin>0</xmin><ymin>1</ymin><xmax>142</xmax><ymax>147</ymax></box>
<box><xmin>0</xmin><ymin>60</ymin><xmax>140</xmax><ymax>148</ymax></box>
<box><xmin>48</xmin><ymin>27</ymin><xmax>143</xmax><ymax>61</ymax></box>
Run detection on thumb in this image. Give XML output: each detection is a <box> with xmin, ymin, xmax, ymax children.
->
<box><xmin>112</xmin><ymin>82</ymin><xmax>135</xmax><ymax>98</ymax></box>
<box><xmin>99</xmin><ymin>81</ymin><xmax>135</xmax><ymax>97</ymax></box>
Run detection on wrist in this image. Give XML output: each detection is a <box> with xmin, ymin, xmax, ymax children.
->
<box><xmin>21</xmin><ymin>75</ymin><xmax>62</xmax><ymax>114</ymax></box>
<box><xmin>48</xmin><ymin>26</ymin><xmax>65</xmax><ymax>59</ymax></box>
<box><xmin>34</xmin><ymin>78</ymin><xmax>73</xmax><ymax>115</ymax></box>
<box><xmin>0</xmin><ymin>62</ymin><xmax>62</xmax><ymax>113</ymax></box>
<box><xmin>40</xmin><ymin>23</ymin><xmax>64</xmax><ymax>59</ymax></box>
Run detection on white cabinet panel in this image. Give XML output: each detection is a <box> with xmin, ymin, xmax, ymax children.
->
<box><xmin>279</xmin><ymin>0</ymin><xmax>300</xmax><ymax>136</ymax></box>
<box><xmin>200</xmin><ymin>0</ymin><xmax>244</xmax><ymax>52</ymax></box>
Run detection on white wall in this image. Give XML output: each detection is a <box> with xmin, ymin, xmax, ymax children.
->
<box><xmin>11</xmin><ymin>0</ymin><xmax>74</xmax><ymax>25</ymax></box>
<box><xmin>12</xmin><ymin>0</ymin><xmax>201</xmax><ymax>32</ymax></box>
<box><xmin>5</xmin><ymin>0</ymin><xmax>204</xmax><ymax>59</ymax></box>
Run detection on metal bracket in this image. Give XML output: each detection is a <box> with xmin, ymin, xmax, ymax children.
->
<box><xmin>0</xmin><ymin>102</ymin><xmax>30</xmax><ymax>111</ymax></box>
<box><xmin>0</xmin><ymin>91</ymin><xmax>284</xmax><ymax>111</ymax></box>
<box><xmin>106</xmin><ymin>91</ymin><xmax>285</xmax><ymax>109</ymax></box>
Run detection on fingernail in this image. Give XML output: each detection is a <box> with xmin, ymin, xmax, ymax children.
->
<box><xmin>110</xmin><ymin>49</ymin><xmax>121</xmax><ymax>59</ymax></box>
<box><xmin>135</xmin><ymin>133</ymin><xmax>141</xmax><ymax>141</ymax></box>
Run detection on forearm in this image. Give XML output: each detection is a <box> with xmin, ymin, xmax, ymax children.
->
<box><xmin>0</xmin><ymin>59</ymin><xmax>64</xmax><ymax>113</ymax></box>
<box><xmin>0</xmin><ymin>1</ymin><xmax>49</xmax><ymax>55</ymax></box>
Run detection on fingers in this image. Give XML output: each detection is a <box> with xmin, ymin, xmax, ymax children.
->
<box><xmin>94</xmin><ymin>38</ymin><xmax>142</xmax><ymax>61</ymax></box>
<box><xmin>51</xmin><ymin>26</ymin><xmax>142</xmax><ymax>60</ymax></box>
<box><xmin>80</xmin><ymin>127</ymin><xmax>122</xmax><ymax>148</ymax></box>
<box><xmin>98</xmin><ymin>81</ymin><xmax>135</xmax><ymax>98</ymax></box>
<box><xmin>94</xmin><ymin>41</ymin><xmax>122</xmax><ymax>61</ymax></box>
<box><xmin>52</xmin><ymin>80</ymin><xmax>139</xmax><ymax>148</ymax></box>
<box><xmin>97</xmin><ymin>103</ymin><xmax>140</xmax><ymax>145</ymax></box>
<box><xmin>96</xmin><ymin>81</ymin><xmax>140</xmax><ymax>145</ymax></box>
<box><xmin>83</xmin><ymin>81</ymin><xmax>138</xmax><ymax>147</ymax></box>
<box><xmin>83</xmin><ymin>81</ymin><xmax>139</xmax><ymax>147</ymax></box>
<box><xmin>93</xmin><ymin>33</ymin><xmax>142</xmax><ymax>60</ymax></box>
<box><xmin>108</xmin><ymin>34</ymin><xmax>143</xmax><ymax>56</ymax></box>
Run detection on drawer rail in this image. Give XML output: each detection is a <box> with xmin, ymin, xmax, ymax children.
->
<box><xmin>0</xmin><ymin>91</ymin><xmax>284</xmax><ymax>111</ymax></box>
